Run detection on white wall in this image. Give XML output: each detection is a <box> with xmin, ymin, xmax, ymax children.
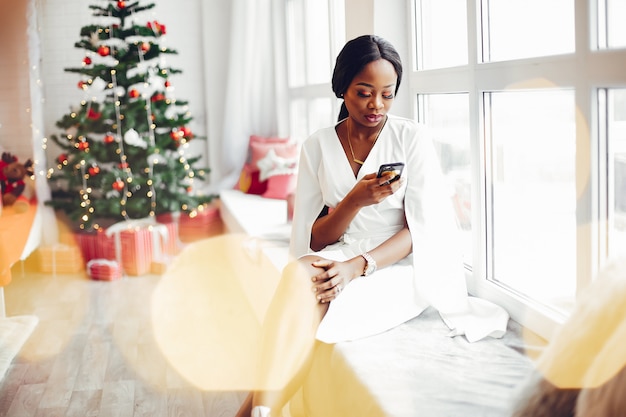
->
<box><xmin>0</xmin><ymin>0</ymin><xmax>34</xmax><ymax>160</ymax></box>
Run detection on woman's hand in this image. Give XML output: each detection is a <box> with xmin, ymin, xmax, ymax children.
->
<box><xmin>309</xmin><ymin>258</ymin><xmax>365</xmax><ymax>303</ymax></box>
<box><xmin>310</xmin><ymin>170</ymin><xmax>403</xmax><ymax>252</ymax></box>
<box><xmin>347</xmin><ymin>171</ymin><xmax>403</xmax><ymax>208</ymax></box>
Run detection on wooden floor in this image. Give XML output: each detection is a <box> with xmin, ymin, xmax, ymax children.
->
<box><xmin>0</xmin><ymin>257</ymin><xmax>246</xmax><ymax>417</ymax></box>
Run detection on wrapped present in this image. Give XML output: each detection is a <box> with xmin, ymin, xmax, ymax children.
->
<box><xmin>73</xmin><ymin>230</ymin><xmax>115</xmax><ymax>262</ymax></box>
<box><xmin>179</xmin><ymin>203</ymin><xmax>224</xmax><ymax>242</ymax></box>
<box><xmin>150</xmin><ymin>255</ymin><xmax>176</xmax><ymax>275</ymax></box>
<box><xmin>155</xmin><ymin>216</ymin><xmax>181</xmax><ymax>256</ymax></box>
<box><xmin>38</xmin><ymin>244</ymin><xmax>84</xmax><ymax>274</ymax></box>
<box><xmin>106</xmin><ymin>218</ymin><xmax>171</xmax><ymax>276</ymax></box>
<box><xmin>87</xmin><ymin>259</ymin><xmax>122</xmax><ymax>281</ymax></box>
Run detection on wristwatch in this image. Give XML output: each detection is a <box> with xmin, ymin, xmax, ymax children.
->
<box><xmin>361</xmin><ymin>252</ymin><xmax>377</xmax><ymax>276</ymax></box>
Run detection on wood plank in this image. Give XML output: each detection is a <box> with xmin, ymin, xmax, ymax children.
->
<box><xmin>0</xmin><ymin>363</ymin><xmax>29</xmax><ymax>415</ymax></box>
<box><xmin>98</xmin><ymin>381</ymin><xmax>134</xmax><ymax>417</ymax></box>
<box><xmin>65</xmin><ymin>390</ymin><xmax>102</xmax><ymax>417</ymax></box>
<box><xmin>133</xmin><ymin>383</ymin><xmax>167</xmax><ymax>417</ymax></box>
<box><xmin>202</xmin><ymin>391</ymin><xmax>247</xmax><ymax>417</ymax></box>
<box><xmin>4</xmin><ymin>383</ymin><xmax>45</xmax><ymax>417</ymax></box>
<box><xmin>167</xmin><ymin>388</ymin><xmax>205</xmax><ymax>417</ymax></box>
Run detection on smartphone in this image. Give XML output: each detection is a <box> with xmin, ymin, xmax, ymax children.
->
<box><xmin>377</xmin><ymin>162</ymin><xmax>404</xmax><ymax>185</ymax></box>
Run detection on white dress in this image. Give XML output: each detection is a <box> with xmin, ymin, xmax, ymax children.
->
<box><xmin>290</xmin><ymin>115</ymin><xmax>508</xmax><ymax>343</ymax></box>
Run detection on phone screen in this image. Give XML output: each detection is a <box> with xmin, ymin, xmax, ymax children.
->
<box><xmin>377</xmin><ymin>162</ymin><xmax>404</xmax><ymax>184</ymax></box>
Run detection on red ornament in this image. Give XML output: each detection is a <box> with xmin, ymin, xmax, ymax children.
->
<box><xmin>164</xmin><ymin>80</ymin><xmax>171</xmax><ymax>88</ymax></box>
<box><xmin>104</xmin><ymin>134</ymin><xmax>115</xmax><ymax>144</ymax></box>
<box><xmin>77</xmin><ymin>140</ymin><xmax>90</xmax><ymax>151</ymax></box>
<box><xmin>180</xmin><ymin>126</ymin><xmax>193</xmax><ymax>139</ymax></box>
<box><xmin>140</xmin><ymin>42</ymin><xmax>151</xmax><ymax>53</ymax></box>
<box><xmin>83</xmin><ymin>57</ymin><xmax>92</xmax><ymax>65</ymax></box>
<box><xmin>88</xmin><ymin>166</ymin><xmax>100</xmax><ymax>176</ymax></box>
<box><xmin>87</xmin><ymin>108</ymin><xmax>102</xmax><ymax>120</ymax></box>
<box><xmin>117</xmin><ymin>0</ymin><xmax>126</xmax><ymax>8</ymax></box>
<box><xmin>128</xmin><ymin>89</ymin><xmax>140</xmax><ymax>99</ymax></box>
<box><xmin>170</xmin><ymin>130</ymin><xmax>183</xmax><ymax>141</ymax></box>
<box><xmin>118</xmin><ymin>162</ymin><xmax>129</xmax><ymax>169</ymax></box>
<box><xmin>97</xmin><ymin>45</ymin><xmax>110</xmax><ymax>57</ymax></box>
<box><xmin>57</xmin><ymin>154</ymin><xmax>68</xmax><ymax>164</ymax></box>
<box><xmin>151</xmin><ymin>93</ymin><xmax>166</xmax><ymax>102</ymax></box>
<box><xmin>147</xmin><ymin>21</ymin><xmax>166</xmax><ymax>35</ymax></box>
<box><xmin>78</xmin><ymin>80</ymin><xmax>86</xmax><ymax>90</ymax></box>
<box><xmin>112</xmin><ymin>179</ymin><xmax>125</xmax><ymax>191</ymax></box>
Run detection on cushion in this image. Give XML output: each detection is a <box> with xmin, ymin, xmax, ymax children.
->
<box><xmin>235</xmin><ymin>135</ymin><xmax>298</xmax><ymax>199</ymax></box>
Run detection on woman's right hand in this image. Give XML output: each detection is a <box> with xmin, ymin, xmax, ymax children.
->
<box><xmin>347</xmin><ymin>171</ymin><xmax>403</xmax><ymax>208</ymax></box>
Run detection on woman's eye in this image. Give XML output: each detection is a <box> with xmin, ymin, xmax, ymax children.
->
<box><xmin>383</xmin><ymin>94</ymin><xmax>394</xmax><ymax>99</ymax></box>
<box><xmin>357</xmin><ymin>92</ymin><xmax>371</xmax><ymax>98</ymax></box>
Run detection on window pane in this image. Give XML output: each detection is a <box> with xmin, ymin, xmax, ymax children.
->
<box><xmin>307</xmin><ymin>98</ymin><xmax>334</xmax><ymax>136</ymax></box>
<box><xmin>286</xmin><ymin>0</ymin><xmax>332</xmax><ymax>87</ymax></box>
<box><xmin>482</xmin><ymin>0</ymin><xmax>575</xmax><ymax>62</ymax></box>
<box><xmin>286</xmin><ymin>0</ymin><xmax>306</xmax><ymax>87</ymax></box>
<box><xmin>608</xmin><ymin>88</ymin><xmax>626</xmax><ymax>258</ymax></box>
<box><xmin>487</xmin><ymin>90</ymin><xmax>576</xmax><ymax>313</ymax></box>
<box><xmin>419</xmin><ymin>93</ymin><xmax>472</xmax><ymax>265</ymax></box>
<box><xmin>304</xmin><ymin>0</ymin><xmax>331</xmax><ymax>84</ymax></box>
<box><xmin>607</xmin><ymin>0</ymin><xmax>626</xmax><ymax>48</ymax></box>
<box><xmin>414</xmin><ymin>0</ymin><xmax>467</xmax><ymax>69</ymax></box>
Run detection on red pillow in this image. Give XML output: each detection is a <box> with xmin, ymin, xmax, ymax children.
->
<box><xmin>235</xmin><ymin>135</ymin><xmax>298</xmax><ymax>198</ymax></box>
<box><xmin>263</xmin><ymin>174</ymin><xmax>297</xmax><ymax>200</ymax></box>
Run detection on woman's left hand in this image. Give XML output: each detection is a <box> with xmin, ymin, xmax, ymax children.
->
<box><xmin>310</xmin><ymin>258</ymin><xmax>362</xmax><ymax>303</ymax></box>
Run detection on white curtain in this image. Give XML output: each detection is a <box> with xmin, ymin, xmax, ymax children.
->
<box><xmin>207</xmin><ymin>0</ymin><xmax>289</xmax><ymax>190</ymax></box>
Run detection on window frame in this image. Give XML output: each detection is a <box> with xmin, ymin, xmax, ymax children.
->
<box><xmin>408</xmin><ymin>0</ymin><xmax>626</xmax><ymax>340</ymax></box>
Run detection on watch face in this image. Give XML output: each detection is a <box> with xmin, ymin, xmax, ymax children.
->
<box><xmin>365</xmin><ymin>263</ymin><xmax>376</xmax><ymax>276</ymax></box>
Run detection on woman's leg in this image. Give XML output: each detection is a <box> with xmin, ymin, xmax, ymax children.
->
<box><xmin>235</xmin><ymin>255</ymin><xmax>329</xmax><ymax>416</ymax></box>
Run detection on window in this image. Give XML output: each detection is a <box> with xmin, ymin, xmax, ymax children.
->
<box><xmin>481</xmin><ymin>0</ymin><xmax>575</xmax><ymax>62</ymax></box>
<box><xmin>599</xmin><ymin>0</ymin><xmax>626</xmax><ymax>48</ymax></box>
<box><xmin>414</xmin><ymin>0</ymin><xmax>468</xmax><ymax>69</ymax></box>
<box><xmin>485</xmin><ymin>90</ymin><xmax>577</xmax><ymax>313</ymax></box>
<box><xmin>410</xmin><ymin>0</ymin><xmax>626</xmax><ymax>339</ymax></box>
<box><xmin>606</xmin><ymin>88</ymin><xmax>626</xmax><ymax>259</ymax></box>
<box><xmin>418</xmin><ymin>94</ymin><xmax>472</xmax><ymax>264</ymax></box>
<box><xmin>285</xmin><ymin>0</ymin><xmax>345</xmax><ymax>141</ymax></box>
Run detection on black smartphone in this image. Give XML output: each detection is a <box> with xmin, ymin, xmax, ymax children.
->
<box><xmin>377</xmin><ymin>162</ymin><xmax>404</xmax><ymax>185</ymax></box>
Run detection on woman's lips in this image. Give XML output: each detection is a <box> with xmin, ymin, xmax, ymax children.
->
<box><xmin>365</xmin><ymin>114</ymin><xmax>383</xmax><ymax>123</ymax></box>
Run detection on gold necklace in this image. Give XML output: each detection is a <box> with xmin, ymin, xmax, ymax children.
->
<box><xmin>347</xmin><ymin>116</ymin><xmax>387</xmax><ymax>165</ymax></box>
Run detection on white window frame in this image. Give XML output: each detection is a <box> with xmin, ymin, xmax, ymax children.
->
<box><xmin>283</xmin><ymin>0</ymin><xmax>345</xmax><ymax>142</ymax></box>
<box><xmin>407</xmin><ymin>0</ymin><xmax>626</xmax><ymax>340</ymax></box>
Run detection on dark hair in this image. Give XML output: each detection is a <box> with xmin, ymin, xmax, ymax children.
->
<box><xmin>332</xmin><ymin>35</ymin><xmax>403</xmax><ymax>121</ymax></box>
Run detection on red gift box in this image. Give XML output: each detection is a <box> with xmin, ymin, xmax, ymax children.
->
<box><xmin>73</xmin><ymin>230</ymin><xmax>115</xmax><ymax>262</ymax></box>
<box><xmin>87</xmin><ymin>259</ymin><xmax>122</xmax><ymax>281</ymax></box>
<box><xmin>107</xmin><ymin>227</ymin><xmax>153</xmax><ymax>276</ymax></box>
<box><xmin>154</xmin><ymin>217</ymin><xmax>181</xmax><ymax>256</ymax></box>
<box><xmin>179</xmin><ymin>203</ymin><xmax>223</xmax><ymax>242</ymax></box>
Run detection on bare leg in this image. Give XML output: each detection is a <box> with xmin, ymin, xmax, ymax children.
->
<box><xmin>235</xmin><ymin>255</ymin><xmax>329</xmax><ymax>416</ymax></box>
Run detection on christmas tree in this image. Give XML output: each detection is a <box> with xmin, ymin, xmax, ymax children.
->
<box><xmin>46</xmin><ymin>0</ymin><xmax>212</xmax><ymax>231</ymax></box>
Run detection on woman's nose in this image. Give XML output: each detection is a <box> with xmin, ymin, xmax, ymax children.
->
<box><xmin>369</xmin><ymin>96</ymin><xmax>383</xmax><ymax>109</ymax></box>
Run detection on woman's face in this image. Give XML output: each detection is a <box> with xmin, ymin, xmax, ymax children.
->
<box><xmin>343</xmin><ymin>58</ymin><xmax>397</xmax><ymax>128</ymax></box>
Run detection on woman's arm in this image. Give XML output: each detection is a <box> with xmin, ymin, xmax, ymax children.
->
<box><xmin>310</xmin><ymin>171</ymin><xmax>401</xmax><ymax>251</ymax></box>
<box><xmin>311</xmin><ymin>221</ymin><xmax>412</xmax><ymax>303</ymax></box>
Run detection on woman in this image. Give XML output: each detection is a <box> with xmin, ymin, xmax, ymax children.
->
<box><xmin>237</xmin><ymin>34</ymin><xmax>507</xmax><ymax>417</ymax></box>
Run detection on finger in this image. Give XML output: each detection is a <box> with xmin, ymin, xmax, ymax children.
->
<box><xmin>378</xmin><ymin>171</ymin><xmax>399</xmax><ymax>186</ymax></box>
<box><xmin>311</xmin><ymin>259</ymin><xmax>333</xmax><ymax>269</ymax></box>
<box><xmin>317</xmin><ymin>285</ymin><xmax>342</xmax><ymax>303</ymax></box>
<box><xmin>362</xmin><ymin>173</ymin><xmax>377</xmax><ymax>180</ymax></box>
